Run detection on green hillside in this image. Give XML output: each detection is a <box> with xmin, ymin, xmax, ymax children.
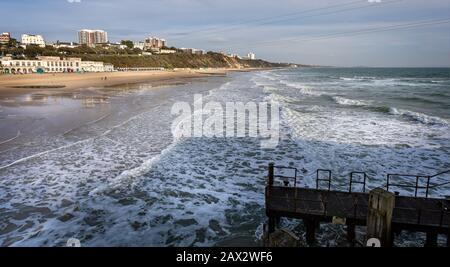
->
<box><xmin>1</xmin><ymin>44</ymin><xmax>290</xmax><ymax>69</ymax></box>
<box><xmin>78</xmin><ymin>53</ymin><xmax>287</xmax><ymax>69</ymax></box>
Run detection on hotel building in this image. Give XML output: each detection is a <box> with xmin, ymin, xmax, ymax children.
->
<box><xmin>78</xmin><ymin>29</ymin><xmax>108</xmax><ymax>46</ymax></box>
<box><xmin>0</xmin><ymin>56</ymin><xmax>113</xmax><ymax>74</ymax></box>
<box><xmin>21</xmin><ymin>34</ymin><xmax>46</xmax><ymax>48</ymax></box>
<box><xmin>144</xmin><ymin>37</ymin><xmax>166</xmax><ymax>50</ymax></box>
<box><xmin>0</xmin><ymin>33</ymin><xmax>11</xmax><ymax>44</ymax></box>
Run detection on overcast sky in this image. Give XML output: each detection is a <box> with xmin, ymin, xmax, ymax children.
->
<box><xmin>1</xmin><ymin>0</ymin><xmax>449</xmax><ymax>67</ymax></box>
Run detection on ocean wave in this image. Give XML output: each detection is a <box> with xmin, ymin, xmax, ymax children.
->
<box><xmin>332</xmin><ymin>96</ymin><xmax>448</xmax><ymax>126</ymax></box>
<box><xmin>338</xmin><ymin>76</ymin><xmax>449</xmax><ymax>86</ymax></box>
<box><xmin>389</xmin><ymin>108</ymin><xmax>449</xmax><ymax>126</ymax></box>
<box><xmin>392</xmin><ymin>96</ymin><xmax>443</xmax><ymax>105</ymax></box>
<box><xmin>0</xmin><ymin>131</ymin><xmax>21</xmax><ymax>145</ymax></box>
<box><xmin>261</xmin><ymin>85</ymin><xmax>280</xmax><ymax>94</ymax></box>
<box><xmin>265</xmin><ymin>93</ymin><xmax>299</xmax><ymax>104</ymax></box>
<box><xmin>279</xmin><ymin>80</ymin><xmax>323</xmax><ymax>96</ymax></box>
<box><xmin>332</xmin><ymin>96</ymin><xmax>372</xmax><ymax>106</ymax></box>
<box><xmin>339</xmin><ymin>76</ymin><xmax>376</xmax><ymax>81</ymax></box>
<box><xmin>255</xmin><ymin>72</ymin><xmax>278</xmax><ymax>81</ymax></box>
<box><xmin>89</xmin><ymin>142</ymin><xmax>175</xmax><ymax>196</ymax></box>
<box><xmin>431</xmin><ymin>80</ymin><xmax>449</xmax><ymax>84</ymax></box>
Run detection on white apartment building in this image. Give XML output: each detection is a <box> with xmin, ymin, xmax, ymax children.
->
<box><xmin>0</xmin><ymin>56</ymin><xmax>113</xmax><ymax>74</ymax></box>
<box><xmin>246</xmin><ymin>52</ymin><xmax>256</xmax><ymax>60</ymax></box>
<box><xmin>0</xmin><ymin>56</ymin><xmax>80</xmax><ymax>74</ymax></box>
<box><xmin>180</xmin><ymin>48</ymin><xmax>204</xmax><ymax>55</ymax></box>
<box><xmin>0</xmin><ymin>32</ymin><xmax>11</xmax><ymax>44</ymax></box>
<box><xmin>227</xmin><ymin>53</ymin><xmax>241</xmax><ymax>59</ymax></box>
<box><xmin>133</xmin><ymin>41</ymin><xmax>145</xmax><ymax>50</ymax></box>
<box><xmin>80</xmin><ymin>61</ymin><xmax>106</xmax><ymax>72</ymax></box>
<box><xmin>144</xmin><ymin>37</ymin><xmax>166</xmax><ymax>50</ymax></box>
<box><xmin>107</xmin><ymin>43</ymin><xmax>128</xmax><ymax>50</ymax></box>
<box><xmin>78</xmin><ymin>29</ymin><xmax>108</xmax><ymax>46</ymax></box>
<box><xmin>155</xmin><ymin>49</ymin><xmax>177</xmax><ymax>54</ymax></box>
<box><xmin>52</xmin><ymin>42</ymin><xmax>79</xmax><ymax>49</ymax></box>
<box><xmin>21</xmin><ymin>34</ymin><xmax>46</xmax><ymax>47</ymax></box>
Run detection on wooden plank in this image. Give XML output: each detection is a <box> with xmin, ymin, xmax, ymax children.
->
<box><xmin>266</xmin><ymin>186</ymin><xmax>450</xmax><ymax>231</ymax></box>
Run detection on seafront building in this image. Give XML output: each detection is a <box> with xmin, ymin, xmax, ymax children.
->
<box><xmin>78</xmin><ymin>29</ymin><xmax>108</xmax><ymax>46</ymax></box>
<box><xmin>180</xmin><ymin>48</ymin><xmax>205</xmax><ymax>55</ymax></box>
<box><xmin>0</xmin><ymin>56</ymin><xmax>114</xmax><ymax>74</ymax></box>
<box><xmin>52</xmin><ymin>41</ymin><xmax>79</xmax><ymax>49</ymax></box>
<box><xmin>155</xmin><ymin>49</ymin><xmax>177</xmax><ymax>54</ymax></box>
<box><xmin>144</xmin><ymin>37</ymin><xmax>166</xmax><ymax>49</ymax></box>
<box><xmin>246</xmin><ymin>52</ymin><xmax>256</xmax><ymax>60</ymax></box>
<box><xmin>80</xmin><ymin>61</ymin><xmax>114</xmax><ymax>72</ymax></box>
<box><xmin>21</xmin><ymin>34</ymin><xmax>46</xmax><ymax>48</ymax></box>
<box><xmin>133</xmin><ymin>41</ymin><xmax>145</xmax><ymax>50</ymax></box>
<box><xmin>0</xmin><ymin>33</ymin><xmax>11</xmax><ymax>44</ymax></box>
<box><xmin>227</xmin><ymin>53</ymin><xmax>241</xmax><ymax>59</ymax></box>
<box><xmin>107</xmin><ymin>42</ymin><xmax>128</xmax><ymax>50</ymax></box>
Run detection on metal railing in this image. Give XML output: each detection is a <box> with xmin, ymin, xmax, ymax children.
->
<box><xmin>386</xmin><ymin>170</ymin><xmax>450</xmax><ymax>198</ymax></box>
<box><xmin>267</xmin><ymin>163</ymin><xmax>298</xmax><ymax>187</ymax></box>
<box><xmin>316</xmin><ymin>169</ymin><xmax>332</xmax><ymax>191</ymax></box>
<box><xmin>349</xmin><ymin>172</ymin><xmax>367</xmax><ymax>193</ymax></box>
<box><xmin>267</xmin><ymin>163</ymin><xmax>449</xmax><ymax>198</ymax></box>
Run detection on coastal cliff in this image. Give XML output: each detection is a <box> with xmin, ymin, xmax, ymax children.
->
<box><xmin>2</xmin><ymin>44</ymin><xmax>294</xmax><ymax>70</ymax></box>
<box><xmin>78</xmin><ymin>53</ymin><xmax>288</xmax><ymax>69</ymax></box>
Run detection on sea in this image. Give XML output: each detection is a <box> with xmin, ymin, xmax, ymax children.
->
<box><xmin>0</xmin><ymin>68</ymin><xmax>449</xmax><ymax>246</ymax></box>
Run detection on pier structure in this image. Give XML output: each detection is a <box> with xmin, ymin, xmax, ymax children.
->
<box><xmin>265</xmin><ymin>163</ymin><xmax>450</xmax><ymax>247</ymax></box>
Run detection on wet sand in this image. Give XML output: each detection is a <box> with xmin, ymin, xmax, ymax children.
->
<box><xmin>0</xmin><ymin>69</ymin><xmax>232</xmax><ymax>144</ymax></box>
<box><xmin>0</xmin><ymin>69</ymin><xmax>230</xmax><ymax>98</ymax></box>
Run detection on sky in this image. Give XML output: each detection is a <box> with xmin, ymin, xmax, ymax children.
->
<box><xmin>1</xmin><ymin>0</ymin><xmax>449</xmax><ymax>67</ymax></box>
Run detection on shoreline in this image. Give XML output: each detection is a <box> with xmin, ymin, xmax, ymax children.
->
<box><xmin>0</xmin><ymin>68</ymin><xmax>256</xmax><ymax>98</ymax></box>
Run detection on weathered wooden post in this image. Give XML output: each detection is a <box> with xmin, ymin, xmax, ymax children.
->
<box><xmin>304</xmin><ymin>219</ymin><xmax>316</xmax><ymax>245</ymax></box>
<box><xmin>267</xmin><ymin>163</ymin><xmax>276</xmax><ymax>234</ymax></box>
<box><xmin>268</xmin><ymin>163</ymin><xmax>274</xmax><ymax>186</ymax></box>
<box><xmin>346</xmin><ymin>222</ymin><xmax>356</xmax><ymax>246</ymax></box>
<box><xmin>425</xmin><ymin>232</ymin><xmax>438</xmax><ymax>247</ymax></box>
<box><xmin>265</xmin><ymin>228</ymin><xmax>300</xmax><ymax>247</ymax></box>
<box><xmin>366</xmin><ymin>188</ymin><xmax>395</xmax><ymax>247</ymax></box>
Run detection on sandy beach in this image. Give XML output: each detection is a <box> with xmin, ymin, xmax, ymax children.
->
<box><xmin>0</xmin><ymin>69</ymin><xmax>231</xmax><ymax>98</ymax></box>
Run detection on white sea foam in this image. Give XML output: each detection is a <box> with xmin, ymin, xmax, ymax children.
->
<box><xmin>279</xmin><ymin>81</ymin><xmax>324</xmax><ymax>96</ymax></box>
<box><xmin>389</xmin><ymin>107</ymin><xmax>449</xmax><ymax>126</ymax></box>
<box><xmin>339</xmin><ymin>76</ymin><xmax>376</xmax><ymax>81</ymax></box>
<box><xmin>332</xmin><ymin>96</ymin><xmax>372</xmax><ymax>106</ymax></box>
<box><xmin>89</xmin><ymin>142</ymin><xmax>178</xmax><ymax>196</ymax></box>
<box><xmin>0</xmin><ymin>131</ymin><xmax>21</xmax><ymax>145</ymax></box>
<box><xmin>331</xmin><ymin>97</ymin><xmax>449</xmax><ymax>127</ymax></box>
<box><xmin>265</xmin><ymin>93</ymin><xmax>298</xmax><ymax>104</ymax></box>
<box><xmin>339</xmin><ymin>76</ymin><xmax>439</xmax><ymax>87</ymax></box>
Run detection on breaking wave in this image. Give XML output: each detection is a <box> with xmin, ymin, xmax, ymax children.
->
<box><xmin>331</xmin><ymin>96</ymin><xmax>448</xmax><ymax>126</ymax></box>
<box><xmin>389</xmin><ymin>108</ymin><xmax>449</xmax><ymax>126</ymax></box>
<box><xmin>332</xmin><ymin>96</ymin><xmax>373</xmax><ymax>106</ymax></box>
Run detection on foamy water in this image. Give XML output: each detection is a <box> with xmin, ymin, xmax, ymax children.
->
<box><xmin>0</xmin><ymin>68</ymin><xmax>449</xmax><ymax>247</ymax></box>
